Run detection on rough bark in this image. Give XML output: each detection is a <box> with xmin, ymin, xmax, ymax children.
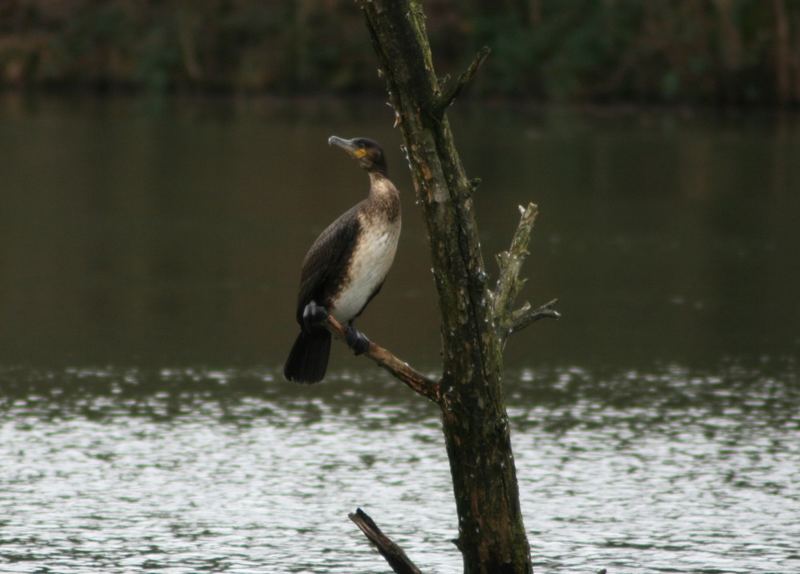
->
<box><xmin>493</xmin><ymin>203</ymin><xmax>539</xmax><ymax>336</ymax></box>
<box><xmin>349</xmin><ymin>508</ymin><xmax>423</xmax><ymax>574</ymax></box>
<box><xmin>356</xmin><ymin>2</ymin><xmax>540</xmax><ymax>573</ymax></box>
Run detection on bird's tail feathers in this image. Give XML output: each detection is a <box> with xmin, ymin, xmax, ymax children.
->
<box><xmin>283</xmin><ymin>330</ymin><xmax>331</xmax><ymax>383</ymax></box>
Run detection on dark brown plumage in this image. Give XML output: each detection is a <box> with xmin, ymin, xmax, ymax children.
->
<box><xmin>284</xmin><ymin>137</ymin><xmax>401</xmax><ymax>383</ymax></box>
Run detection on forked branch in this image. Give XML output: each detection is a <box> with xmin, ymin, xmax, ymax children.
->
<box><xmin>510</xmin><ymin>298</ymin><xmax>561</xmax><ymax>334</ymax></box>
<box><xmin>436</xmin><ymin>46</ymin><xmax>491</xmax><ymax>115</ymax></box>
<box><xmin>349</xmin><ymin>508</ymin><xmax>423</xmax><ymax>574</ymax></box>
<box><xmin>492</xmin><ymin>203</ymin><xmax>561</xmax><ymax>341</ymax></box>
<box><xmin>493</xmin><ymin>203</ymin><xmax>539</xmax><ymax>323</ymax></box>
<box><xmin>325</xmin><ymin>315</ymin><xmax>440</xmax><ymax>403</ymax></box>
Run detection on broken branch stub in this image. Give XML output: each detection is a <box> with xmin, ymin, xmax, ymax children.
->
<box><xmin>348</xmin><ymin>508</ymin><xmax>423</xmax><ymax>574</ymax></box>
<box><xmin>492</xmin><ymin>202</ymin><xmax>539</xmax><ymax>329</ymax></box>
<box><xmin>436</xmin><ymin>45</ymin><xmax>491</xmax><ymax>115</ymax></box>
<box><xmin>510</xmin><ymin>298</ymin><xmax>561</xmax><ymax>335</ymax></box>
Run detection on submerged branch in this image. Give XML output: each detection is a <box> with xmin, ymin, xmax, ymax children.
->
<box><xmin>325</xmin><ymin>315</ymin><xmax>440</xmax><ymax>403</ymax></box>
<box><xmin>349</xmin><ymin>508</ymin><xmax>424</xmax><ymax>574</ymax></box>
<box><xmin>509</xmin><ymin>298</ymin><xmax>561</xmax><ymax>335</ymax></box>
<box><xmin>436</xmin><ymin>46</ymin><xmax>491</xmax><ymax>114</ymax></box>
<box><xmin>492</xmin><ymin>202</ymin><xmax>539</xmax><ymax>326</ymax></box>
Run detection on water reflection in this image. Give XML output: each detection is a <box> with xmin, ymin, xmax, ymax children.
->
<box><xmin>1</xmin><ymin>98</ymin><xmax>799</xmax><ymax>369</ymax></box>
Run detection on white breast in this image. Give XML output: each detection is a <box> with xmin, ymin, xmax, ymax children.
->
<box><xmin>331</xmin><ymin>217</ymin><xmax>400</xmax><ymax>322</ymax></box>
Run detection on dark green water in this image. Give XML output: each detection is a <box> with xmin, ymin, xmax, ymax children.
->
<box><xmin>1</xmin><ymin>96</ymin><xmax>799</xmax><ymax>573</ymax></box>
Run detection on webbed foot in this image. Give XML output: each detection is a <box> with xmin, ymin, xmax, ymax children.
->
<box><xmin>345</xmin><ymin>324</ymin><xmax>371</xmax><ymax>355</ymax></box>
<box><xmin>302</xmin><ymin>301</ymin><xmax>329</xmax><ymax>332</ymax></box>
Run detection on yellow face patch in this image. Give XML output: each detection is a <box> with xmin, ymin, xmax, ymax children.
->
<box><xmin>353</xmin><ymin>148</ymin><xmax>368</xmax><ymax>159</ymax></box>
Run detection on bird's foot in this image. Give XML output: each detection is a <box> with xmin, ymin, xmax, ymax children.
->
<box><xmin>345</xmin><ymin>324</ymin><xmax>371</xmax><ymax>356</ymax></box>
<box><xmin>302</xmin><ymin>301</ymin><xmax>329</xmax><ymax>332</ymax></box>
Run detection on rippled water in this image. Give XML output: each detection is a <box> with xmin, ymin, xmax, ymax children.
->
<box><xmin>2</xmin><ymin>363</ymin><xmax>798</xmax><ymax>573</ymax></box>
<box><xmin>2</xmin><ymin>97</ymin><xmax>800</xmax><ymax>572</ymax></box>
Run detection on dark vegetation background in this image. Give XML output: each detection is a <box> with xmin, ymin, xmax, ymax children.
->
<box><xmin>2</xmin><ymin>0</ymin><xmax>800</xmax><ymax>105</ymax></box>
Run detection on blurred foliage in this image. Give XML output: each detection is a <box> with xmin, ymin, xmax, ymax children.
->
<box><xmin>1</xmin><ymin>0</ymin><xmax>800</xmax><ymax>104</ymax></box>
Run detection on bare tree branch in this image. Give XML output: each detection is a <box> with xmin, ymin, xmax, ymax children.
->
<box><xmin>325</xmin><ymin>315</ymin><xmax>440</xmax><ymax>403</ymax></box>
<box><xmin>436</xmin><ymin>45</ymin><xmax>491</xmax><ymax>115</ymax></box>
<box><xmin>492</xmin><ymin>202</ymin><xmax>539</xmax><ymax>326</ymax></box>
<box><xmin>349</xmin><ymin>508</ymin><xmax>424</xmax><ymax>574</ymax></box>
<box><xmin>356</xmin><ymin>3</ymin><xmax>538</xmax><ymax>571</ymax></box>
<box><xmin>509</xmin><ymin>298</ymin><xmax>561</xmax><ymax>335</ymax></box>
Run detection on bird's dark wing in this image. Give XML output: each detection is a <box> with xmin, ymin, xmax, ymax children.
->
<box><xmin>295</xmin><ymin>204</ymin><xmax>362</xmax><ymax>324</ymax></box>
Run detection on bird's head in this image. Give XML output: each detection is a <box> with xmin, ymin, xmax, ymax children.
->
<box><xmin>328</xmin><ymin>136</ymin><xmax>387</xmax><ymax>176</ymax></box>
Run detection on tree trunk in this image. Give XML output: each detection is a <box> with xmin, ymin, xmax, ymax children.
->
<box><xmin>358</xmin><ymin>2</ymin><xmax>534</xmax><ymax>573</ymax></box>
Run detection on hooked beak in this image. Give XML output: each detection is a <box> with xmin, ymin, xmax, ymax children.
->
<box><xmin>328</xmin><ymin>136</ymin><xmax>366</xmax><ymax>159</ymax></box>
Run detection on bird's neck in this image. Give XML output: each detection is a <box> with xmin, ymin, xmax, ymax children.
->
<box><xmin>366</xmin><ymin>171</ymin><xmax>400</xmax><ymax>222</ymax></box>
<box><xmin>368</xmin><ymin>171</ymin><xmax>396</xmax><ymax>199</ymax></box>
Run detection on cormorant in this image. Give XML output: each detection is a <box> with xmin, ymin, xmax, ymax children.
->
<box><xmin>283</xmin><ymin>136</ymin><xmax>401</xmax><ymax>383</ymax></box>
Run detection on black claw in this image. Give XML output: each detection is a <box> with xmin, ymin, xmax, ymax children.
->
<box><xmin>302</xmin><ymin>301</ymin><xmax>329</xmax><ymax>332</ymax></box>
<box><xmin>345</xmin><ymin>324</ymin><xmax>371</xmax><ymax>355</ymax></box>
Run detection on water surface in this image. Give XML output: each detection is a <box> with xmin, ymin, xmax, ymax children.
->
<box><xmin>1</xmin><ymin>97</ymin><xmax>799</xmax><ymax>573</ymax></box>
